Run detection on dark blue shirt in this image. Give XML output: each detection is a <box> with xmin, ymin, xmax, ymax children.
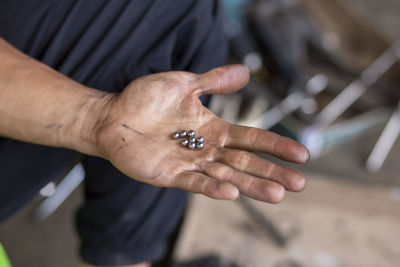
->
<box><xmin>0</xmin><ymin>0</ymin><xmax>227</xmax><ymax>91</ymax></box>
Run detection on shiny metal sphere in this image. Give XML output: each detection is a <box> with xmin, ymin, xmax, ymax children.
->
<box><xmin>189</xmin><ymin>137</ymin><xmax>196</xmax><ymax>144</ymax></box>
<box><xmin>173</xmin><ymin>132</ymin><xmax>180</xmax><ymax>139</ymax></box>
<box><xmin>181</xmin><ymin>138</ymin><xmax>189</xmax><ymax>146</ymax></box>
<box><xmin>180</xmin><ymin>130</ymin><xmax>187</xmax><ymax>138</ymax></box>
<box><xmin>196</xmin><ymin>136</ymin><xmax>204</xmax><ymax>143</ymax></box>
<box><xmin>188</xmin><ymin>142</ymin><xmax>196</xmax><ymax>150</ymax></box>
<box><xmin>196</xmin><ymin>142</ymin><xmax>204</xmax><ymax>150</ymax></box>
<box><xmin>188</xmin><ymin>130</ymin><xmax>195</xmax><ymax>137</ymax></box>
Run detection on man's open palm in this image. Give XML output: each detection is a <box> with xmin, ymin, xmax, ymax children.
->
<box><xmin>95</xmin><ymin>65</ymin><xmax>309</xmax><ymax>203</ymax></box>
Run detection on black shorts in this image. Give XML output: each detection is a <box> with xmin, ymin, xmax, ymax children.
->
<box><xmin>0</xmin><ymin>0</ymin><xmax>227</xmax><ymax>265</ymax></box>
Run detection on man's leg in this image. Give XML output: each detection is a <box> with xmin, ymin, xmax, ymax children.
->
<box><xmin>76</xmin><ymin>156</ymin><xmax>188</xmax><ymax>266</ymax></box>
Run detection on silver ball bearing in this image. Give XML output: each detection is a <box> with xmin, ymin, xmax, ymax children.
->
<box><xmin>174</xmin><ymin>129</ymin><xmax>204</xmax><ymax>150</ymax></box>
<box><xmin>181</xmin><ymin>138</ymin><xmax>189</xmax><ymax>146</ymax></box>
<box><xmin>188</xmin><ymin>130</ymin><xmax>195</xmax><ymax>138</ymax></box>
<box><xmin>173</xmin><ymin>132</ymin><xmax>180</xmax><ymax>139</ymax></box>
<box><xmin>188</xmin><ymin>142</ymin><xmax>196</xmax><ymax>150</ymax></box>
<box><xmin>196</xmin><ymin>142</ymin><xmax>204</xmax><ymax>150</ymax></box>
<box><xmin>180</xmin><ymin>130</ymin><xmax>187</xmax><ymax>138</ymax></box>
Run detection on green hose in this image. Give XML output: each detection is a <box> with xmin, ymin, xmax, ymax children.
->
<box><xmin>0</xmin><ymin>243</ymin><xmax>12</xmax><ymax>267</ymax></box>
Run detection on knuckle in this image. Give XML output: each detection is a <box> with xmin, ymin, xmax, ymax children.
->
<box><xmin>266</xmin><ymin>162</ymin><xmax>277</xmax><ymax>178</ymax></box>
<box><xmin>224</xmin><ymin>168</ymin><xmax>235</xmax><ymax>182</ymax></box>
<box><xmin>211</xmin><ymin>68</ymin><xmax>224</xmax><ymax>94</ymax></box>
<box><xmin>204</xmin><ymin>163</ymin><xmax>218</xmax><ymax>175</ymax></box>
<box><xmin>187</xmin><ymin>175</ymin><xmax>198</xmax><ymax>191</ymax></box>
<box><xmin>247</xmin><ymin>128</ymin><xmax>260</xmax><ymax>148</ymax></box>
<box><xmin>243</xmin><ymin>178</ymin><xmax>253</xmax><ymax>194</ymax></box>
<box><xmin>235</xmin><ymin>152</ymin><xmax>252</xmax><ymax>171</ymax></box>
<box><xmin>190</xmin><ymin>174</ymin><xmax>204</xmax><ymax>193</ymax></box>
<box><xmin>209</xmin><ymin>164</ymin><xmax>234</xmax><ymax>182</ymax></box>
<box><xmin>271</xmin><ymin>134</ymin><xmax>283</xmax><ymax>153</ymax></box>
<box><xmin>203</xmin><ymin>180</ymin><xmax>216</xmax><ymax>196</ymax></box>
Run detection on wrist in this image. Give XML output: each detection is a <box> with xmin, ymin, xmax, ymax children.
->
<box><xmin>66</xmin><ymin>89</ymin><xmax>117</xmax><ymax>157</ymax></box>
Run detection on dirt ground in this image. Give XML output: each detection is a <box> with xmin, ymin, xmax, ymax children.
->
<box><xmin>174</xmin><ymin>174</ymin><xmax>400</xmax><ymax>267</ymax></box>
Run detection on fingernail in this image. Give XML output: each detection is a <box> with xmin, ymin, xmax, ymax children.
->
<box><xmin>301</xmin><ymin>147</ymin><xmax>311</xmax><ymax>162</ymax></box>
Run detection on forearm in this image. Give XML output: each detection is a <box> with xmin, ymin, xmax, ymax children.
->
<box><xmin>0</xmin><ymin>38</ymin><xmax>111</xmax><ymax>156</ymax></box>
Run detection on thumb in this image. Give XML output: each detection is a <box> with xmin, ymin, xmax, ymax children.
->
<box><xmin>194</xmin><ymin>64</ymin><xmax>250</xmax><ymax>96</ymax></box>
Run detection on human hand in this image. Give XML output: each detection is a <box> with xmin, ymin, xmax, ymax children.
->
<box><xmin>94</xmin><ymin>65</ymin><xmax>309</xmax><ymax>203</ymax></box>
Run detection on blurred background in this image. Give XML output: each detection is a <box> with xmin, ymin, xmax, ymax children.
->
<box><xmin>1</xmin><ymin>0</ymin><xmax>399</xmax><ymax>266</ymax></box>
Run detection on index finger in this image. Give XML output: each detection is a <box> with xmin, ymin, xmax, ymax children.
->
<box><xmin>223</xmin><ymin>124</ymin><xmax>310</xmax><ymax>163</ymax></box>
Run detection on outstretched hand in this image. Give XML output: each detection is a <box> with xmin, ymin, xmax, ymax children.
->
<box><xmin>94</xmin><ymin>65</ymin><xmax>309</xmax><ymax>203</ymax></box>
